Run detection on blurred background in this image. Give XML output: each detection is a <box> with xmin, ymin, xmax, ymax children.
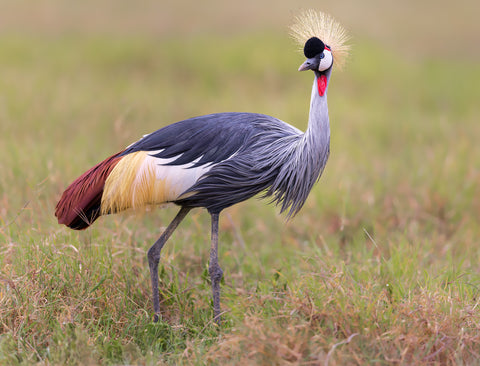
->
<box><xmin>1</xmin><ymin>0</ymin><xmax>479</xmax><ymax>58</ymax></box>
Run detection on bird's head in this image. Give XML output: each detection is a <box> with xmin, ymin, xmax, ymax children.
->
<box><xmin>290</xmin><ymin>10</ymin><xmax>350</xmax><ymax>73</ymax></box>
<box><xmin>298</xmin><ymin>37</ymin><xmax>333</xmax><ymax>72</ymax></box>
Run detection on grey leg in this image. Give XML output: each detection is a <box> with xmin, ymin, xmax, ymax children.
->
<box><xmin>209</xmin><ymin>212</ymin><xmax>223</xmax><ymax>324</ymax></box>
<box><xmin>148</xmin><ymin>206</ymin><xmax>191</xmax><ymax>322</ymax></box>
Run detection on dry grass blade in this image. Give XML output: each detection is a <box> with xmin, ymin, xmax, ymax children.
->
<box><xmin>324</xmin><ymin>333</ymin><xmax>359</xmax><ymax>366</ymax></box>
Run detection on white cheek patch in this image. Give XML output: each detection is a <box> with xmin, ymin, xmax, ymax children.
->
<box><xmin>318</xmin><ymin>50</ymin><xmax>333</xmax><ymax>72</ymax></box>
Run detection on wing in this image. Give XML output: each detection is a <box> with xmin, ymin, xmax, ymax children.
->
<box><xmin>122</xmin><ymin>112</ymin><xmax>273</xmax><ymax>166</ymax></box>
<box><xmin>99</xmin><ymin>112</ymin><xmax>301</xmax><ymax>214</ymax></box>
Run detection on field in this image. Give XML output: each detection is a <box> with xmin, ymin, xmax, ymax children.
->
<box><xmin>1</xmin><ymin>1</ymin><xmax>480</xmax><ymax>365</ymax></box>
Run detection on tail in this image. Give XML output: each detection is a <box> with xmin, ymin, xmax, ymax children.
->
<box><xmin>55</xmin><ymin>150</ymin><xmax>187</xmax><ymax>230</ymax></box>
<box><xmin>55</xmin><ymin>152</ymin><xmax>124</xmax><ymax>230</ymax></box>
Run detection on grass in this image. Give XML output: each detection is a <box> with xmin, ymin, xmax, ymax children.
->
<box><xmin>1</xmin><ymin>20</ymin><xmax>480</xmax><ymax>366</ymax></box>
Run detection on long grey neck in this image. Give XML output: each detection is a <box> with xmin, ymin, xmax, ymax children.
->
<box><xmin>267</xmin><ymin>69</ymin><xmax>333</xmax><ymax>217</ymax></box>
<box><xmin>303</xmin><ymin>69</ymin><xmax>331</xmax><ymax>159</ymax></box>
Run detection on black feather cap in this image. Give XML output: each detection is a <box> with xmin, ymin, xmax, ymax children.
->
<box><xmin>304</xmin><ymin>37</ymin><xmax>325</xmax><ymax>58</ymax></box>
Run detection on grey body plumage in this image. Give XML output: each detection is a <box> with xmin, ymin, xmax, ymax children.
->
<box><xmin>124</xmin><ymin>68</ymin><xmax>331</xmax><ymax>217</ymax></box>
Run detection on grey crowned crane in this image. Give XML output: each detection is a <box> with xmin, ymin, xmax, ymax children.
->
<box><xmin>55</xmin><ymin>10</ymin><xmax>350</xmax><ymax>324</ymax></box>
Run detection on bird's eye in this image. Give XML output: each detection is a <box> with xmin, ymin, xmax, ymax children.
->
<box><xmin>320</xmin><ymin>53</ymin><xmax>325</xmax><ymax>59</ymax></box>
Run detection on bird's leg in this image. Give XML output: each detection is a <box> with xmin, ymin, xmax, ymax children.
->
<box><xmin>209</xmin><ymin>212</ymin><xmax>223</xmax><ymax>325</ymax></box>
<box><xmin>148</xmin><ymin>206</ymin><xmax>191</xmax><ymax>322</ymax></box>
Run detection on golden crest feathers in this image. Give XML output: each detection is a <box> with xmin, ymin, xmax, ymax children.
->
<box><xmin>290</xmin><ymin>10</ymin><xmax>350</xmax><ymax>70</ymax></box>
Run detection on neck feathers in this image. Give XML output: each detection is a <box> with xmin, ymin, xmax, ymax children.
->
<box><xmin>305</xmin><ymin>70</ymin><xmax>331</xmax><ymax>154</ymax></box>
<box><xmin>273</xmin><ymin>72</ymin><xmax>331</xmax><ymax>217</ymax></box>
<box><xmin>295</xmin><ymin>71</ymin><xmax>331</xmax><ymax>208</ymax></box>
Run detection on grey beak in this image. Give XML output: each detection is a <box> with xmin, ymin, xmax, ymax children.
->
<box><xmin>298</xmin><ymin>58</ymin><xmax>315</xmax><ymax>71</ymax></box>
<box><xmin>298</xmin><ymin>59</ymin><xmax>312</xmax><ymax>71</ymax></box>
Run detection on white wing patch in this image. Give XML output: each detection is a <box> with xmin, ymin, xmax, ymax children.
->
<box><xmin>101</xmin><ymin>150</ymin><xmax>214</xmax><ymax>214</ymax></box>
<box><xmin>147</xmin><ymin>153</ymin><xmax>213</xmax><ymax>200</ymax></box>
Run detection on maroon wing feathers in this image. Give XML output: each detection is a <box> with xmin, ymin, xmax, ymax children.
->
<box><xmin>55</xmin><ymin>152</ymin><xmax>124</xmax><ymax>230</ymax></box>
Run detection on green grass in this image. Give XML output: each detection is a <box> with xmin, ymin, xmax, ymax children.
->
<box><xmin>1</xmin><ymin>28</ymin><xmax>480</xmax><ymax>365</ymax></box>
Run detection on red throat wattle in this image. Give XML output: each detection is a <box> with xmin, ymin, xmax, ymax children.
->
<box><xmin>317</xmin><ymin>74</ymin><xmax>327</xmax><ymax>96</ymax></box>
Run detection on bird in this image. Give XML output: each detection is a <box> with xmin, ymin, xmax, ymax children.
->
<box><xmin>55</xmin><ymin>10</ymin><xmax>350</xmax><ymax>324</ymax></box>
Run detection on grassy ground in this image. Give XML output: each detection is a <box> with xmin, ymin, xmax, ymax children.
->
<box><xmin>1</xmin><ymin>4</ymin><xmax>480</xmax><ymax>365</ymax></box>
